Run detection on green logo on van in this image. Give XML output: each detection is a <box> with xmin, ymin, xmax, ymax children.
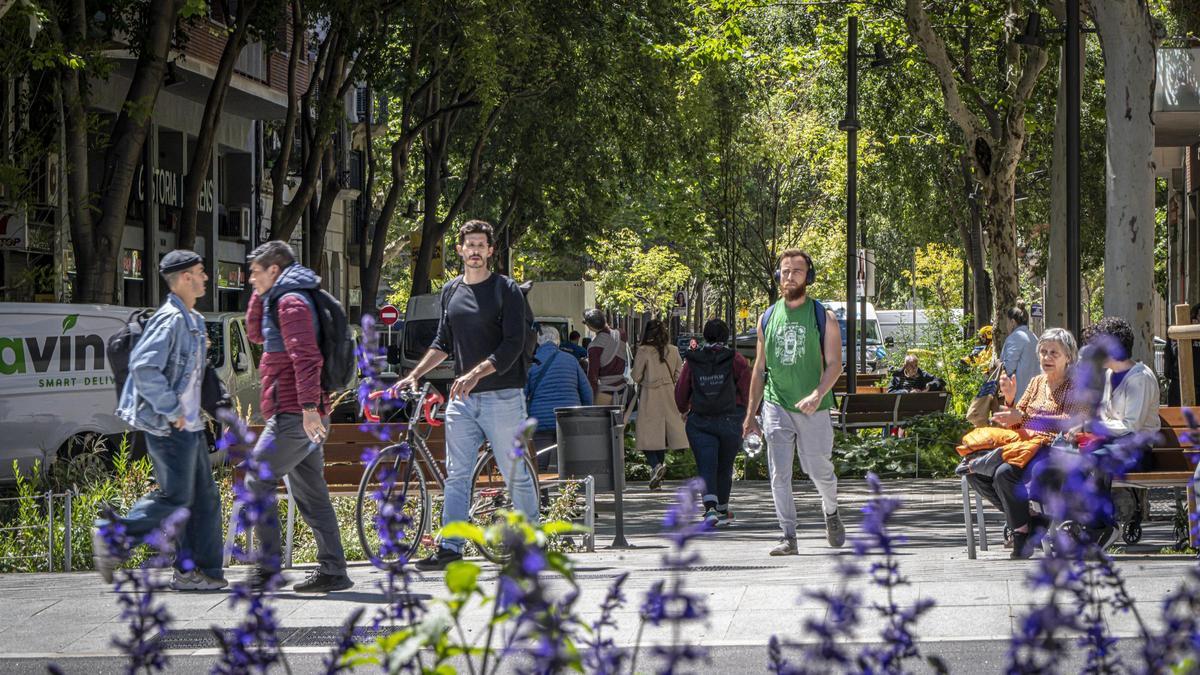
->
<box><xmin>0</xmin><ymin>314</ymin><xmax>105</xmax><ymax>376</ymax></box>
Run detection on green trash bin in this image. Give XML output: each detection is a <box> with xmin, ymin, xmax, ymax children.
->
<box><xmin>555</xmin><ymin>406</ymin><xmax>624</xmax><ymax>491</ymax></box>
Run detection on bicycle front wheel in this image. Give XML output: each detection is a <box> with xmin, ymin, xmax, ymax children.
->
<box><xmin>468</xmin><ymin>448</ymin><xmax>542</xmax><ymax>563</ymax></box>
<box><xmin>356</xmin><ymin>443</ymin><xmax>429</xmax><ymax>568</ymax></box>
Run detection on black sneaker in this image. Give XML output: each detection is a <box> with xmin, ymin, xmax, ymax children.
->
<box><xmin>1011</xmin><ymin>531</ymin><xmax>1036</xmax><ymax>560</ymax></box>
<box><xmin>293</xmin><ymin>570</ymin><xmax>354</xmax><ymax>594</ymax></box>
<box><xmin>247</xmin><ymin>567</ymin><xmax>287</xmax><ymax>592</ymax></box>
<box><xmin>414</xmin><ymin>546</ymin><xmax>463</xmax><ymax>572</ymax></box>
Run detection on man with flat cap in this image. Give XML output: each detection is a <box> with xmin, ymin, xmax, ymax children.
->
<box><xmin>93</xmin><ymin>249</ymin><xmax>228</xmax><ymax>591</ymax></box>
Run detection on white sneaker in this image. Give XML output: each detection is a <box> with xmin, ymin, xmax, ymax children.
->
<box><xmin>171</xmin><ymin>569</ymin><xmax>229</xmax><ymax>591</ymax></box>
<box><xmin>769</xmin><ymin>536</ymin><xmax>798</xmax><ymax>556</ymax></box>
<box><xmin>91</xmin><ymin>527</ymin><xmax>116</xmax><ymax>584</ymax></box>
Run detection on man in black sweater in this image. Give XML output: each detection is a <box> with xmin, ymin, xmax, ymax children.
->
<box><xmin>397</xmin><ymin>220</ymin><xmax>539</xmax><ymax>570</ymax></box>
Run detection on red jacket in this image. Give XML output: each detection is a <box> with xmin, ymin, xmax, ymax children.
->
<box><xmin>246</xmin><ymin>291</ymin><xmax>328</xmax><ymax>419</ymax></box>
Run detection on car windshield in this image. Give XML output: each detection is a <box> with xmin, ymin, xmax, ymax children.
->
<box><xmin>206</xmin><ymin>321</ymin><xmax>223</xmax><ymax>367</ymax></box>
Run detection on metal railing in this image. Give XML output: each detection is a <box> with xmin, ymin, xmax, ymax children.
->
<box><xmin>0</xmin><ymin>491</ymin><xmax>76</xmax><ymax>573</ymax></box>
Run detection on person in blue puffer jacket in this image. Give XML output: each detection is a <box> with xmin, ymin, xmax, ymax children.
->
<box><xmin>526</xmin><ymin>325</ymin><xmax>593</xmax><ymax>469</ymax></box>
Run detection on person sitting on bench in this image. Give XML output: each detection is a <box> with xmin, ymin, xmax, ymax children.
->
<box><xmin>959</xmin><ymin>328</ymin><xmax>1088</xmax><ymax>559</ymax></box>
<box><xmin>888</xmin><ymin>354</ymin><xmax>943</xmax><ymax>392</ymax></box>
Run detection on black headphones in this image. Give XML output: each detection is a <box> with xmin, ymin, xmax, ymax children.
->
<box><xmin>774</xmin><ymin>252</ymin><xmax>816</xmax><ymax>285</ymax></box>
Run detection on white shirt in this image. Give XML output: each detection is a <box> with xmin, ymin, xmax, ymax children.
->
<box><xmin>1096</xmin><ymin>362</ymin><xmax>1160</xmax><ymax>436</ymax></box>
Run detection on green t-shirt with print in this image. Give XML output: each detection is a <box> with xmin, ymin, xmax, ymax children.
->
<box><xmin>762</xmin><ymin>298</ymin><xmax>834</xmax><ymax>413</ymax></box>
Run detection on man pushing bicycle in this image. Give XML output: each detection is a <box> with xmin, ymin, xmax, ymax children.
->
<box><xmin>394</xmin><ymin>220</ymin><xmax>540</xmax><ymax>571</ymax></box>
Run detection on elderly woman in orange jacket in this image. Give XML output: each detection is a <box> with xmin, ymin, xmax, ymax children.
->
<box><xmin>959</xmin><ymin>327</ymin><xmax>1089</xmax><ymax>559</ymax></box>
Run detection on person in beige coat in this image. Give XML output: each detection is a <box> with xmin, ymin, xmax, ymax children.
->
<box><xmin>633</xmin><ymin>320</ymin><xmax>689</xmax><ymax>490</ymax></box>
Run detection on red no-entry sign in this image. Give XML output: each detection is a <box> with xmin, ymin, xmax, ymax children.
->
<box><xmin>379</xmin><ymin>304</ymin><xmax>400</xmax><ymax>326</ymax></box>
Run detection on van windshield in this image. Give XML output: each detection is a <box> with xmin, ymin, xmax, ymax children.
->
<box><xmin>404</xmin><ymin>319</ymin><xmax>440</xmax><ymax>360</ymax></box>
<box><xmin>837</xmin><ymin>319</ymin><xmax>881</xmax><ymax>345</ymax></box>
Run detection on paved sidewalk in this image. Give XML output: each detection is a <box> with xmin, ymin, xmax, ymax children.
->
<box><xmin>0</xmin><ymin>478</ymin><xmax>1195</xmax><ymax>667</ymax></box>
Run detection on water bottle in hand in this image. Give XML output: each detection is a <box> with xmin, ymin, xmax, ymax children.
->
<box><xmin>743</xmin><ymin>432</ymin><xmax>763</xmax><ymax>458</ymax></box>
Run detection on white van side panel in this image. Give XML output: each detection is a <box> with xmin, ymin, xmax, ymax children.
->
<box><xmin>0</xmin><ymin>304</ymin><xmax>132</xmax><ymax>480</ymax></box>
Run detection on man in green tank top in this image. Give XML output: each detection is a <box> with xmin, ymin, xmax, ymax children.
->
<box><xmin>744</xmin><ymin>249</ymin><xmax>845</xmax><ymax>555</ymax></box>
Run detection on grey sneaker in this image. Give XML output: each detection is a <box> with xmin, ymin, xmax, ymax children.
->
<box><xmin>91</xmin><ymin>527</ymin><xmax>116</xmax><ymax>584</ymax></box>
<box><xmin>825</xmin><ymin>510</ymin><xmax>846</xmax><ymax>548</ymax></box>
<box><xmin>648</xmin><ymin>463</ymin><xmax>667</xmax><ymax>491</ymax></box>
<box><xmin>769</xmin><ymin>536</ymin><xmax>798</xmax><ymax>556</ymax></box>
<box><xmin>171</xmin><ymin>570</ymin><xmax>229</xmax><ymax>591</ymax></box>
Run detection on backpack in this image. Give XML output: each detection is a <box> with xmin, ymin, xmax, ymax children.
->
<box><xmin>107</xmin><ymin>308</ymin><xmax>156</xmax><ymax>395</ymax></box>
<box><xmin>441</xmin><ymin>275</ymin><xmax>539</xmax><ymax>373</ymax></box>
<box><xmin>759</xmin><ymin>298</ymin><xmax>829</xmax><ymax>362</ymax></box>
<box><xmin>270</xmin><ymin>288</ymin><xmax>357</xmax><ymax>393</ymax></box>
<box><xmin>686</xmin><ymin>347</ymin><xmax>737</xmax><ymax>416</ymax></box>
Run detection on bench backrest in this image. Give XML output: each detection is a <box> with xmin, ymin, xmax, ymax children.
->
<box><xmin>840</xmin><ymin>392</ymin><xmax>899</xmax><ymax>414</ymax></box>
<box><xmin>896</xmin><ymin>391</ymin><xmax>949</xmax><ymax>416</ymax></box>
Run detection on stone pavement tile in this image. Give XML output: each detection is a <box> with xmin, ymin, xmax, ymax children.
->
<box><xmin>602</xmin><ymin>610</ymin><xmax>735</xmax><ymax>645</ymax></box>
<box><xmin>61</xmin><ymin>623</ymin><xmax>125</xmax><ymax>654</ymax></box>
<box><xmin>722</xmin><ymin>608</ymin><xmax>828</xmax><ymax>641</ymax></box>
<box><xmin>0</xmin><ymin>598</ymin><xmax>58</xmax><ymax>625</ymax></box>
<box><xmin>917</xmin><ymin>580</ymin><xmax>1010</xmax><ymax>607</ymax></box>
<box><xmin>0</xmin><ymin>619</ymin><xmax>99</xmax><ymax>653</ymax></box>
<box><xmin>27</xmin><ymin>598</ymin><xmax>122</xmax><ymax>624</ymax></box>
<box><xmin>737</xmin><ymin>584</ymin><xmax>829</xmax><ymax>610</ymax></box>
<box><xmin>854</xmin><ymin>604</ymin><xmax>1014</xmax><ymax>642</ymax></box>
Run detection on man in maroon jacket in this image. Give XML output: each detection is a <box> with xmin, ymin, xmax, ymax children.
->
<box><xmin>244</xmin><ymin>240</ymin><xmax>352</xmax><ymax>593</ymax></box>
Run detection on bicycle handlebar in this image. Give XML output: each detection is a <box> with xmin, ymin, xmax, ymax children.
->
<box><xmin>361</xmin><ymin>381</ymin><xmax>445</xmax><ymax>427</ymax></box>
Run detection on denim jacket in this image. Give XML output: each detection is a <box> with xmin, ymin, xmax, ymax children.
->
<box><xmin>115</xmin><ymin>294</ymin><xmax>206</xmax><ymax>436</ymax></box>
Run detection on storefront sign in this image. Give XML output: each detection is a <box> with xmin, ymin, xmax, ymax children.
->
<box><xmin>0</xmin><ymin>210</ymin><xmax>26</xmax><ymax>250</ymax></box>
<box><xmin>122</xmin><ymin>249</ymin><xmax>143</xmax><ymax>280</ymax></box>
<box><xmin>217</xmin><ymin>261</ymin><xmax>245</xmax><ymax>290</ymax></box>
<box><xmin>133</xmin><ymin>165</ymin><xmax>215</xmax><ymax>213</ymax></box>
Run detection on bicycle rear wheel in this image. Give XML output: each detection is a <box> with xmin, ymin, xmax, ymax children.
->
<box><xmin>468</xmin><ymin>448</ymin><xmax>541</xmax><ymax>563</ymax></box>
<box><xmin>356</xmin><ymin>444</ymin><xmax>429</xmax><ymax>568</ymax></box>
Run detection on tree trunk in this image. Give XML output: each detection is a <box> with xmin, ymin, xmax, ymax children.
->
<box><xmin>58</xmin><ymin>0</ymin><xmax>93</xmax><ymax>300</ymax></box>
<box><xmin>82</xmin><ymin>0</ymin><xmax>183</xmax><ymax>302</ymax></box>
<box><xmin>309</xmin><ymin>144</ymin><xmax>340</xmax><ymax>278</ymax></box>
<box><xmin>269</xmin><ymin>0</ymin><xmax>303</xmax><ymax>239</ymax></box>
<box><xmin>959</xmin><ymin>151</ymin><xmax>992</xmax><ymax>329</ymax></box>
<box><xmin>179</xmin><ymin>0</ymin><xmax>259</xmax><ymax>250</ymax></box>
<box><xmin>983</xmin><ymin>174</ymin><xmax>1022</xmax><ymax>349</ymax></box>
<box><xmin>1090</xmin><ymin>0</ymin><xmax>1158</xmax><ymax>364</ymax></box>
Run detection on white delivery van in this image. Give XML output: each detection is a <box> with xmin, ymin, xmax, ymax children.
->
<box><xmin>0</xmin><ymin>303</ymin><xmax>260</xmax><ymax>481</ymax></box>
<box><xmin>877</xmin><ymin>308</ymin><xmax>965</xmax><ymax>347</ymax></box>
<box><xmin>526</xmin><ymin>279</ymin><xmax>596</xmax><ymax>342</ymax></box>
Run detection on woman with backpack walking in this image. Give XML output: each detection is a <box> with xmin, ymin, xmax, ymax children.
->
<box><xmin>632</xmin><ymin>319</ymin><xmax>689</xmax><ymax>490</ymax></box>
<box><xmin>675</xmin><ymin>319</ymin><xmax>751</xmax><ymax>526</ymax></box>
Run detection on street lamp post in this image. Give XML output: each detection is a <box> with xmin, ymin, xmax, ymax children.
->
<box><xmin>839</xmin><ymin>16</ymin><xmax>861</xmax><ymax>394</ymax></box>
<box><xmin>1065</xmin><ymin>0</ymin><xmax>1081</xmax><ymax>337</ymax></box>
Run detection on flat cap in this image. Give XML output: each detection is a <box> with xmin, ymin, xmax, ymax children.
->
<box><xmin>159</xmin><ymin>250</ymin><xmax>203</xmax><ymax>276</ymax></box>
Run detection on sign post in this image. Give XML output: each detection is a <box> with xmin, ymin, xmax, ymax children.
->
<box><xmin>379</xmin><ymin>304</ymin><xmax>400</xmax><ymax>350</ymax></box>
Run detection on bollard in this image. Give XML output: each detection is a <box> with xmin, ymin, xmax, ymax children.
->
<box><xmin>584</xmin><ymin>475</ymin><xmax>596</xmax><ymax>552</ymax></box>
<box><xmin>608</xmin><ymin>407</ymin><xmax>633</xmax><ymax>549</ymax></box>
<box><xmin>64</xmin><ymin>491</ymin><xmax>73</xmax><ymax>572</ymax></box>
<box><xmin>45</xmin><ymin>491</ymin><xmax>53</xmax><ymax>573</ymax></box>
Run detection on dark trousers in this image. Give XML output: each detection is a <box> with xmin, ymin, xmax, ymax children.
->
<box><xmin>108</xmin><ymin>428</ymin><xmax>224</xmax><ymax>579</ymax></box>
<box><xmin>687</xmin><ymin>413</ymin><xmax>741</xmax><ymax>509</ymax></box>
<box><xmin>533</xmin><ymin>430</ymin><xmax>557</xmax><ymax>472</ymax></box>
<box><xmin>246</xmin><ymin>414</ymin><xmax>347</xmax><ymax>575</ymax></box>
<box><xmin>967</xmin><ymin>462</ymin><xmax>1031</xmax><ymax>530</ymax></box>
<box><xmin>644</xmin><ymin>450</ymin><xmax>665</xmax><ymax>468</ymax></box>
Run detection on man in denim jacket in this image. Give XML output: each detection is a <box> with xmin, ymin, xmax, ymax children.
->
<box><xmin>94</xmin><ymin>250</ymin><xmax>227</xmax><ymax>591</ymax></box>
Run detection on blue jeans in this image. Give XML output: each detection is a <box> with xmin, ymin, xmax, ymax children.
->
<box><xmin>441</xmin><ymin>388</ymin><xmax>540</xmax><ymax>552</ymax></box>
<box><xmin>687</xmin><ymin>412</ymin><xmax>742</xmax><ymax>509</ymax></box>
<box><xmin>100</xmin><ymin>429</ymin><xmax>223</xmax><ymax>578</ymax></box>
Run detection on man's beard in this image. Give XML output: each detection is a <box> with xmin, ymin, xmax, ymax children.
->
<box><xmin>783</xmin><ymin>282</ymin><xmax>807</xmax><ymax>301</ymax></box>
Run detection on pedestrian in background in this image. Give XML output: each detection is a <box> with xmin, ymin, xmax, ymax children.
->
<box><xmin>527</xmin><ymin>325</ymin><xmax>593</xmax><ymax>470</ymax></box>
<box><xmin>632</xmin><ymin>319</ymin><xmax>688</xmax><ymax>490</ymax></box>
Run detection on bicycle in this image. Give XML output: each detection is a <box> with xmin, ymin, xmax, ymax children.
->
<box><xmin>354</xmin><ymin>382</ymin><xmax>541</xmax><ymax>567</ymax></box>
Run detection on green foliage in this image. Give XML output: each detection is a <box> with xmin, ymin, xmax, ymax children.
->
<box><xmin>833</xmin><ymin>413</ymin><xmax>968</xmax><ymax>480</ymax></box>
<box><xmin>589</xmin><ymin>228</ymin><xmax>693</xmax><ymax>315</ymax></box>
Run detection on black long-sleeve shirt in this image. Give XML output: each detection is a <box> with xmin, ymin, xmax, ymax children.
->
<box><xmin>430</xmin><ymin>273</ymin><xmax>527</xmax><ymax>393</ymax></box>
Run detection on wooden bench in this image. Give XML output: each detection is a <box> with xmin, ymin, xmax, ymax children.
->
<box><xmin>961</xmin><ymin>407</ymin><xmax>1199</xmax><ymax>559</ymax></box>
<box><xmin>223</xmin><ymin>422</ymin><xmax>578</xmax><ymax>567</ymax></box>
<box><xmin>831</xmin><ymin>391</ymin><xmax>949</xmax><ymax>433</ymax></box>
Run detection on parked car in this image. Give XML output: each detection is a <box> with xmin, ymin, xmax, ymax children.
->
<box><xmin>0</xmin><ymin>303</ymin><xmax>260</xmax><ymax>482</ymax></box>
